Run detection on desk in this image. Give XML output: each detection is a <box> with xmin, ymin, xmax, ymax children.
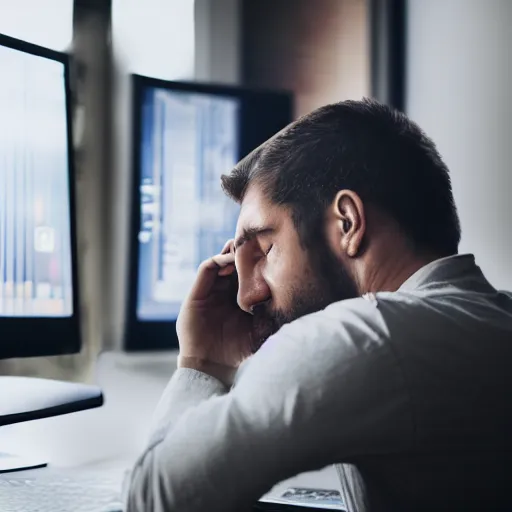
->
<box><xmin>0</xmin><ymin>351</ymin><xmax>341</xmax><ymax>504</ymax></box>
<box><xmin>0</xmin><ymin>351</ymin><xmax>176</xmax><ymax>469</ymax></box>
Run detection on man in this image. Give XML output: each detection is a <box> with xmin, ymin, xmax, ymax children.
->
<box><xmin>126</xmin><ymin>99</ymin><xmax>512</xmax><ymax>511</ymax></box>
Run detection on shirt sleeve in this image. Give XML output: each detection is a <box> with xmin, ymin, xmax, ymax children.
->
<box><xmin>125</xmin><ymin>297</ymin><xmax>414</xmax><ymax>512</ymax></box>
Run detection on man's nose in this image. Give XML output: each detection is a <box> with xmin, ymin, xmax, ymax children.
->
<box><xmin>236</xmin><ymin>261</ymin><xmax>270</xmax><ymax>314</ymax></box>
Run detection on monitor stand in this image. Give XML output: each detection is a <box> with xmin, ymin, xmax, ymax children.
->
<box><xmin>0</xmin><ymin>376</ymin><xmax>104</xmax><ymax>473</ymax></box>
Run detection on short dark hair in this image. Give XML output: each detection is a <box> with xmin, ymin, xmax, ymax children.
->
<box><xmin>221</xmin><ymin>98</ymin><xmax>461</xmax><ymax>256</ymax></box>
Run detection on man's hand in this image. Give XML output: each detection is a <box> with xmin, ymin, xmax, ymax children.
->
<box><xmin>176</xmin><ymin>240</ymin><xmax>254</xmax><ymax>385</ymax></box>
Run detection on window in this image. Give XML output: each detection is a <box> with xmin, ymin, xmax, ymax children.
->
<box><xmin>0</xmin><ymin>0</ymin><xmax>73</xmax><ymax>51</ymax></box>
<box><xmin>112</xmin><ymin>0</ymin><xmax>195</xmax><ymax>80</ymax></box>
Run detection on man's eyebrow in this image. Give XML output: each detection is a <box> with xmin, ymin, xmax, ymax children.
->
<box><xmin>234</xmin><ymin>227</ymin><xmax>275</xmax><ymax>250</ymax></box>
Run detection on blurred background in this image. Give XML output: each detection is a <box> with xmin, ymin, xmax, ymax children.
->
<box><xmin>0</xmin><ymin>0</ymin><xmax>511</xmax><ymax>395</ymax></box>
<box><xmin>0</xmin><ymin>0</ymin><xmax>511</xmax><ymax>475</ymax></box>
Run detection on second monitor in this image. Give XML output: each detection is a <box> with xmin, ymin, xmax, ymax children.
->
<box><xmin>126</xmin><ymin>75</ymin><xmax>293</xmax><ymax>350</ymax></box>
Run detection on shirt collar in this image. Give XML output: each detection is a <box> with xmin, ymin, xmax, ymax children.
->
<box><xmin>398</xmin><ymin>253</ymin><xmax>488</xmax><ymax>292</ymax></box>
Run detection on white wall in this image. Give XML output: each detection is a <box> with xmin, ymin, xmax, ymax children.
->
<box><xmin>406</xmin><ymin>0</ymin><xmax>512</xmax><ymax>290</ymax></box>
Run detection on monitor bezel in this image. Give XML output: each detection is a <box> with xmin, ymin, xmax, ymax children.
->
<box><xmin>126</xmin><ymin>74</ymin><xmax>293</xmax><ymax>351</ymax></box>
<box><xmin>0</xmin><ymin>33</ymin><xmax>81</xmax><ymax>359</ymax></box>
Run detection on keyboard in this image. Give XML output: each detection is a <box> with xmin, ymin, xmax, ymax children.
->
<box><xmin>0</xmin><ymin>467</ymin><xmax>125</xmax><ymax>512</ymax></box>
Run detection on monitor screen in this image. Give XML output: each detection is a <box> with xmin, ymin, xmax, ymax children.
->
<box><xmin>136</xmin><ymin>87</ymin><xmax>240</xmax><ymax>321</ymax></box>
<box><xmin>0</xmin><ymin>42</ymin><xmax>73</xmax><ymax>317</ymax></box>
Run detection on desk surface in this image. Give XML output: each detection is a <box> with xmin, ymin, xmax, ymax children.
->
<box><xmin>0</xmin><ymin>351</ymin><xmax>341</xmax><ymax>502</ymax></box>
<box><xmin>0</xmin><ymin>351</ymin><xmax>177</xmax><ymax>468</ymax></box>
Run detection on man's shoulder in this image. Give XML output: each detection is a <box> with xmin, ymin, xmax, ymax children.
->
<box><xmin>279</xmin><ymin>290</ymin><xmax>446</xmax><ymax>349</ymax></box>
<box><xmin>260</xmin><ymin>286</ymin><xmax>495</xmax><ymax>369</ymax></box>
<box><xmin>315</xmin><ymin>291</ymin><xmax>430</xmax><ymax>334</ymax></box>
<box><xmin>275</xmin><ymin>295</ymin><xmax>394</xmax><ymax>355</ymax></box>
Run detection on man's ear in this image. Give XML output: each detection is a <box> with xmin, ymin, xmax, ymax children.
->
<box><xmin>331</xmin><ymin>190</ymin><xmax>366</xmax><ymax>258</ymax></box>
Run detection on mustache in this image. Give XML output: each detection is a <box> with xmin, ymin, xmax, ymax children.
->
<box><xmin>251</xmin><ymin>301</ymin><xmax>288</xmax><ymax>325</ymax></box>
<box><xmin>250</xmin><ymin>301</ymin><xmax>270</xmax><ymax>317</ymax></box>
<box><xmin>249</xmin><ymin>301</ymin><xmax>290</xmax><ymax>353</ymax></box>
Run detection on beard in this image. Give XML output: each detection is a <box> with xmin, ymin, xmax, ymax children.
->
<box><xmin>249</xmin><ymin>236</ymin><xmax>358</xmax><ymax>353</ymax></box>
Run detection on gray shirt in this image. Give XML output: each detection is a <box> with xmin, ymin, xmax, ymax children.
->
<box><xmin>126</xmin><ymin>254</ymin><xmax>512</xmax><ymax>512</ymax></box>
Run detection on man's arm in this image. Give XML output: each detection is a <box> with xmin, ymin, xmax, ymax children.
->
<box><xmin>126</xmin><ymin>298</ymin><xmax>413</xmax><ymax>512</ymax></box>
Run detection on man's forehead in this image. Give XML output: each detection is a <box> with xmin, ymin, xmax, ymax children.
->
<box><xmin>235</xmin><ymin>185</ymin><xmax>282</xmax><ymax>234</ymax></box>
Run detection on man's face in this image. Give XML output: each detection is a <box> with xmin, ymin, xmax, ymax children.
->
<box><xmin>234</xmin><ymin>185</ymin><xmax>358</xmax><ymax>352</ymax></box>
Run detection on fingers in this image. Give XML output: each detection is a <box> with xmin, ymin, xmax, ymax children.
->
<box><xmin>210</xmin><ymin>252</ymin><xmax>235</xmax><ymax>268</ymax></box>
<box><xmin>218</xmin><ymin>239</ymin><xmax>236</xmax><ymax>276</ymax></box>
<box><xmin>211</xmin><ymin>277</ymin><xmax>232</xmax><ymax>291</ymax></box>
<box><xmin>221</xmin><ymin>239</ymin><xmax>235</xmax><ymax>255</ymax></box>
<box><xmin>218</xmin><ymin>264</ymin><xmax>236</xmax><ymax>277</ymax></box>
<box><xmin>189</xmin><ymin>252</ymin><xmax>236</xmax><ymax>301</ymax></box>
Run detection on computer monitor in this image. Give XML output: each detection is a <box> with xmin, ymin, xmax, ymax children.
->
<box><xmin>0</xmin><ymin>34</ymin><xmax>80</xmax><ymax>359</ymax></box>
<box><xmin>126</xmin><ymin>75</ymin><xmax>293</xmax><ymax>350</ymax></box>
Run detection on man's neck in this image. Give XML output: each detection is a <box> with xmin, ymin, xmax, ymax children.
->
<box><xmin>359</xmin><ymin>251</ymin><xmax>438</xmax><ymax>294</ymax></box>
